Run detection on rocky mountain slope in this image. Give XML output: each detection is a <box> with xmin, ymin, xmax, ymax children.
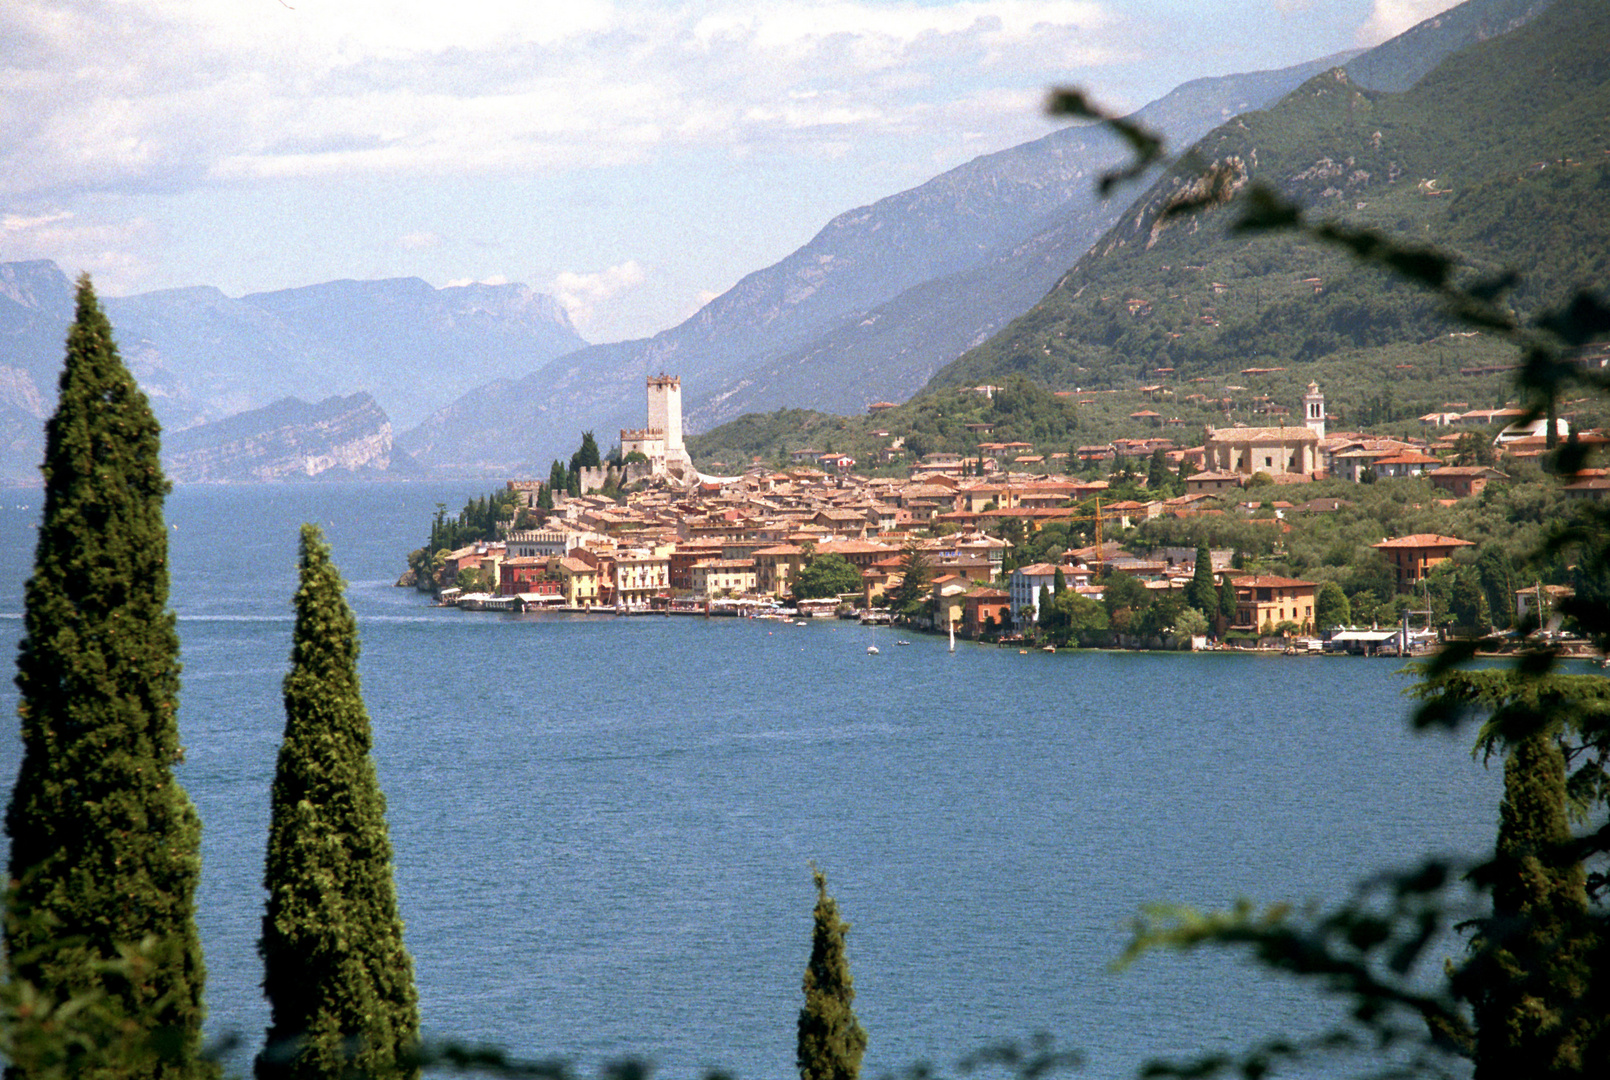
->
<box><xmin>162</xmin><ymin>392</ymin><xmax>402</xmax><ymax>484</ymax></box>
<box><xmin>925</xmin><ymin>0</ymin><xmax>1604</xmax><ymax>407</ymax></box>
<box><xmin>398</xmin><ymin>58</ymin><xmax>1350</xmax><ymax>474</ymax></box>
<box><xmin>0</xmin><ymin>262</ymin><xmax>584</xmax><ymax>484</ymax></box>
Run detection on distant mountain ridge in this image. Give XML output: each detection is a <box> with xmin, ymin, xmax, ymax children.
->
<box><xmin>401</xmin><ymin>0</ymin><xmax>1557</xmax><ymax>476</ymax></box>
<box><xmin>0</xmin><ymin>0</ymin><xmax>1559</xmax><ymax>485</ymax></box>
<box><xmin>0</xmin><ymin>262</ymin><xmax>585</xmax><ymax>483</ymax></box>
<box><xmin>398</xmin><ymin>56</ymin><xmax>1355</xmax><ymax>474</ymax></box>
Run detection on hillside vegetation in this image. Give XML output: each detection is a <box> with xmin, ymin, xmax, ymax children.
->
<box><xmin>931</xmin><ymin>0</ymin><xmax>1609</xmax><ymax>394</ymax></box>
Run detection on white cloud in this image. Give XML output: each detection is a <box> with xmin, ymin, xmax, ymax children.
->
<box><xmin>1355</xmin><ymin>0</ymin><xmax>1464</xmax><ymax>46</ymax></box>
<box><xmin>398</xmin><ymin>231</ymin><xmax>440</xmax><ymax>250</ymax></box>
<box><xmin>446</xmin><ymin>275</ymin><xmax>510</xmax><ymax>287</ymax></box>
<box><xmin>2</xmin><ymin>210</ymin><xmax>73</xmax><ymax>234</ymax></box>
<box><xmin>0</xmin><ymin>0</ymin><xmax>1133</xmax><ymax>199</ymax></box>
<box><xmin>551</xmin><ymin>260</ymin><xmax>648</xmax><ymax>337</ymax></box>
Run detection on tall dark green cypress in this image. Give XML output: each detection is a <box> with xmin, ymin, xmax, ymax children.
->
<box><xmin>1219</xmin><ymin>574</ymin><xmax>1238</xmax><ymax>622</ymax></box>
<box><xmin>3</xmin><ymin>275</ymin><xmax>208</xmax><ymax>1078</ymax></box>
<box><xmin>797</xmin><ymin>870</ymin><xmax>866</xmax><ymax>1080</ymax></box>
<box><xmin>1188</xmin><ymin>542</ymin><xmax>1217</xmax><ymax>615</ymax></box>
<box><xmin>1458</xmin><ymin>729</ymin><xmax>1598</xmax><ymax>1077</ymax></box>
<box><xmin>258</xmin><ymin>525</ymin><xmax>419</xmax><ymax>1080</ymax></box>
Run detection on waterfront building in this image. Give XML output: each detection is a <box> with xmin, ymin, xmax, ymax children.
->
<box><xmin>613</xmin><ymin>546</ymin><xmax>672</xmax><ymax>608</ymax></box>
<box><xmin>931</xmin><ymin>574</ymin><xmax>974</xmax><ymax>630</ymax></box>
<box><xmin>960</xmin><ymin>587</ymin><xmax>1012</xmax><ymax>638</ymax></box>
<box><xmin>498</xmin><ymin>556</ymin><xmax>552</xmax><ymax>596</ymax></box>
<box><xmin>552</xmin><ymin>555</ymin><xmax>601</xmax><ymax>607</ymax></box>
<box><xmin>1228</xmin><ymin>575</ymin><xmax>1318</xmax><ymax>633</ymax></box>
<box><xmin>690</xmin><ymin>558</ymin><xmax>757</xmax><ymax>598</ymax></box>
<box><xmin>1009</xmin><ymin>563</ymin><xmax>1082</xmax><ymax>623</ymax></box>
<box><xmin>752</xmin><ymin>545</ymin><xmax>806</xmax><ymax>597</ymax></box>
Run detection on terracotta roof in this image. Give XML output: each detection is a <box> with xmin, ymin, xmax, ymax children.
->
<box><xmin>1207</xmin><ymin>426</ymin><xmax>1319</xmax><ymax>443</ymax></box>
<box><xmin>1372</xmin><ymin>534</ymin><xmax>1473</xmax><ymax>549</ymax></box>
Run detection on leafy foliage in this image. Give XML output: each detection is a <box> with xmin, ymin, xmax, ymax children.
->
<box><xmin>794</xmin><ymin>554</ymin><xmax>862</xmax><ymax>601</ymax></box>
<box><xmin>1069</xmin><ymin>5</ymin><xmax>1610</xmax><ymax>1077</ymax></box>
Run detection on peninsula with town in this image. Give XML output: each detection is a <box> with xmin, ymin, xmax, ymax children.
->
<box><xmin>405</xmin><ymin>367</ymin><xmax>1609</xmax><ymax>658</ymax></box>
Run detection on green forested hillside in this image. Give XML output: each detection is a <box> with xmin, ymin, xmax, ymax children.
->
<box><xmin>927</xmin><ymin>0</ymin><xmax>1610</xmax><ymax>396</ymax></box>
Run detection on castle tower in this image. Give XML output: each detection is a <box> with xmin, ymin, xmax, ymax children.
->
<box><xmin>1304</xmin><ymin>381</ymin><xmax>1326</xmax><ymax>441</ymax></box>
<box><xmin>647</xmin><ymin>374</ymin><xmax>683</xmax><ymax>455</ymax></box>
<box><xmin>644</xmin><ymin>373</ymin><xmax>692</xmax><ymax>476</ymax></box>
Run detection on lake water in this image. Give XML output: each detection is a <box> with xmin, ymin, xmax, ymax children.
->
<box><xmin>0</xmin><ymin>482</ymin><xmax>1507</xmax><ymax>1079</ymax></box>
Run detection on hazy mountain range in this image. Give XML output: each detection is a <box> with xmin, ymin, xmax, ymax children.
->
<box><xmin>0</xmin><ymin>0</ymin><xmax>1557</xmax><ymax>483</ymax></box>
<box><xmin>0</xmin><ymin>266</ymin><xmax>584</xmax><ymax>483</ymax></box>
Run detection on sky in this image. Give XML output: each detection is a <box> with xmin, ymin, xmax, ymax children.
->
<box><xmin>1</xmin><ymin>0</ymin><xmax>1463</xmax><ymax>343</ymax></box>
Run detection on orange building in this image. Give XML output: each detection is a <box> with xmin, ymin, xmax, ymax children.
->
<box><xmin>961</xmin><ymin>587</ymin><xmax>1012</xmax><ymax>638</ymax></box>
<box><xmin>1372</xmin><ymin>534</ymin><xmax>1474</xmax><ymax>590</ymax></box>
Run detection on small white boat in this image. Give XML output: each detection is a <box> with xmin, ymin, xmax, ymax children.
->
<box><xmin>866</xmin><ymin>645</ymin><xmax>879</xmax><ymax>655</ymax></box>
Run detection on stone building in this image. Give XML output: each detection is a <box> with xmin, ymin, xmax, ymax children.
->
<box><xmin>1202</xmin><ymin>425</ymin><xmax>1321</xmax><ymax>479</ymax></box>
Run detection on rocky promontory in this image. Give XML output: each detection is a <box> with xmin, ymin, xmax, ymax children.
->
<box><xmin>163</xmin><ymin>392</ymin><xmax>401</xmax><ymax>483</ymax></box>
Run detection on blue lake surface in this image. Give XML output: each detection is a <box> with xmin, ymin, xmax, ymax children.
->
<box><xmin>0</xmin><ymin>482</ymin><xmax>1507</xmax><ymax>1078</ymax></box>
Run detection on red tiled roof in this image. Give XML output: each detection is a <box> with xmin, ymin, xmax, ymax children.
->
<box><xmin>1372</xmin><ymin>534</ymin><xmax>1473</xmax><ymax>549</ymax></box>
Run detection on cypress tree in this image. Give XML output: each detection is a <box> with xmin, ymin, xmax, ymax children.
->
<box><xmin>1458</xmin><ymin>729</ymin><xmax>1598</xmax><ymax>1077</ymax></box>
<box><xmin>797</xmin><ymin>870</ymin><xmax>866</xmax><ymax>1080</ymax></box>
<box><xmin>1219</xmin><ymin>574</ymin><xmax>1238</xmax><ymax>622</ymax></box>
<box><xmin>258</xmin><ymin>525</ymin><xmax>419</xmax><ymax>1080</ymax></box>
<box><xmin>3</xmin><ymin>275</ymin><xmax>208</xmax><ymax>1078</ymax></box>
<box><xmin>1188</xmin><ymin>542</ymin><xmax>1217</xmax><ymax>614</ymax></box>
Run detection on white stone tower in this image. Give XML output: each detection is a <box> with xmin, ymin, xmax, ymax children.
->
<box><xmin>647</xmin><ymin>374</ymin><xmax>682</xmax><ymax>455</ymax></box>
<box><xmin>1304</xmin><ymin>381</ymin><xmax>1326</xmax><ymax>441</ymax></box>
<box><xmin>645</xmin><ymin>373</ymin><xmax>692</xmax><ymax>475</ymax></box>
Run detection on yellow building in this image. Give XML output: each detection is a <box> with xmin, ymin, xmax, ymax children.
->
<box><xmin>690</xmin><ymin>558</ymin><xmax>758</xmax><ymax>598</ymax></box>
<box><xmin>752</xmin><ymin>545</ymin><xmax>806</xmax><ymax>596</ymax></box>
<box><xmin>550</xmin><ymin>556</ymin><xmax>600</xmax><ymax>608</ymax></box>
<box><xmin>1230</xmin><ymin>575</ymin><xmax>1317</xmax><ymax>633</ymax></box>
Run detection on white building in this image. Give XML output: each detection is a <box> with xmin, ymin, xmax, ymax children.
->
<box><xmin>1009</xmin><ymin>563</ymin><xmax>1087</xmax><ymax>623</ymax></box>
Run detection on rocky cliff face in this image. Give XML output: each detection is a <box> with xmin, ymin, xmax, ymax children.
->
<box><xmin>163</xmin><ymin>392</ymin><xmax>398</xmax><ymax>483</ymax></box>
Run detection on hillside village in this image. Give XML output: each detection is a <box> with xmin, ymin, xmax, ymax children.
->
<box><xmin>414</xmin><ymin>373</ymin><xmax>1609</xmax><ymax>653</ymax></box>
